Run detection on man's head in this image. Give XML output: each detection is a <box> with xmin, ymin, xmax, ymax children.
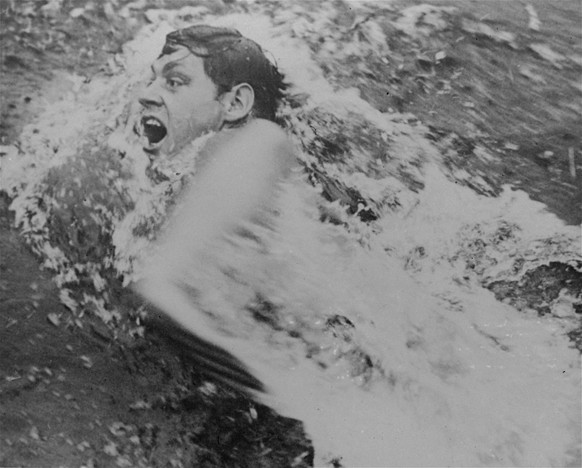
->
<box><xmin>135</xmin><ymin>25</ymin><xmax>287</xmax><ymax>156</ymax></box>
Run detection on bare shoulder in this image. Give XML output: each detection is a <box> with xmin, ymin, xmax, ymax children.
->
<box><xmin>244</xmin><ymin>118</ymin><xmax>287</xmax><ymax>138</ymax></box>
<box><xmin>230</xmin><ymin>118</ymin><xmax>290</xmax><ymax>150</ymax></box>
<box><xmin>205</xmin><ymin>118</ymin><xmax>287</xmax><ymax>149</ymax></box>
<box><xmin>243</xmin><ymin>119</ymin><xmax>295</xmax><ymax>169</ymax></box>
<box><xmin>204</xmin><ymin>119</ymin><xmax>295</xmax><ymax>172</ymax></box>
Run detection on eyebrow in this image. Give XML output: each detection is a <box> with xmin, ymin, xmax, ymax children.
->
<box><xmin>151</xmin><ymin>61</ymin><xmax>187</xmax><ymax>76</ymax></box>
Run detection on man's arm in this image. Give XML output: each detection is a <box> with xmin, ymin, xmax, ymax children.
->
<box><xmin>133</xmin><ymin>119</ymin><xmax>294</xmax><ymax>392</ymax></box>
<box><xmin>154</xmin><ymin>118</ymin><xmax>294</xmax><ymax>270</ymax></box>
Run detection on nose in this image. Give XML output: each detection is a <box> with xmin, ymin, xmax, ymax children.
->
<box><xmin>138</xmin><ymin>81</ymin><xmax>163</xmax><ymax>108</ymax></box>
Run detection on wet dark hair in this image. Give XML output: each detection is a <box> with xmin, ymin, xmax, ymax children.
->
<box><xmin>162</xmin><ymin>25</ymin><xmax>287</xmax><ymax>122</ymax></box>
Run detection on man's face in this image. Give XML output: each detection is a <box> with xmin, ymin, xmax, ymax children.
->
<box><xmin>135</xmin><ymin>46</ymin><xmax>225</xmax><ymax>156</ymax></box>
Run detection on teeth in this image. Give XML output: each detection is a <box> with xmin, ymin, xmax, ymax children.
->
<box><xmin>139</xmin><ymin>115</ymin><xmax>167</xmax><ymax>147</ymax></box>
<box><xmin>145</xmin><ymin>117</ymin><xmax>162</xmax><ymax>127</ymax></box>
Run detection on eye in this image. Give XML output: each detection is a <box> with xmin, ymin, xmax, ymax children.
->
<box><xmin>166</xmin><ymin>76</ymin><xmax>185</xmax><ymax>89</ymax></box>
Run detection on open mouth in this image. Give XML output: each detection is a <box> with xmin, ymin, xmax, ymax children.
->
<box><xmin>138</xmin><ymin>115</ymin><xmax>167</xmax><ymax>148</ymax></box>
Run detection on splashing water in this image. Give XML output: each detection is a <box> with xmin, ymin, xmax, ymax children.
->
<box><xmin>2</xmin><ymin>4</ymin><xmax>580</xmax><ymax>467</ymax></box>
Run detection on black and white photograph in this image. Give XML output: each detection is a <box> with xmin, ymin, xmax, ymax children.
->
<box><xmin>0</xmin><ymin>1</ymin><xmax>580</xmax><ymax>466</ymax></box>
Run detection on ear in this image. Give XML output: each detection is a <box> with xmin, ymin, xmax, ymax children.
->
<box><xmin>221</xmin><ymin>83</ymin><xmax>255</xmax><ymax>123</ymax></box>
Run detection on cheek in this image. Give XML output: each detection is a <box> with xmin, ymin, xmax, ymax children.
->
<box><xmin>167</xmin><ymin>90</ymin><xmax>224</xmax><ymax>137</ymax></box>
<box><xmin>168</xmin><ymin>105</ymin><xmax>223</xmax><ymax>147</ymax></box>
<box><xmin>166</xmin><ymin>97</ymin><xmax>198</xmax><ymax>135</ymax></box>
<box><xmin>171</xmin><ymin>97</ymin><xmax>198</xmax><ymax>123</ymax></box>
<box><xmin>186</xmin><ymin>102</ymin><xmax>224</xmax><ymax>130</ymax></box>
